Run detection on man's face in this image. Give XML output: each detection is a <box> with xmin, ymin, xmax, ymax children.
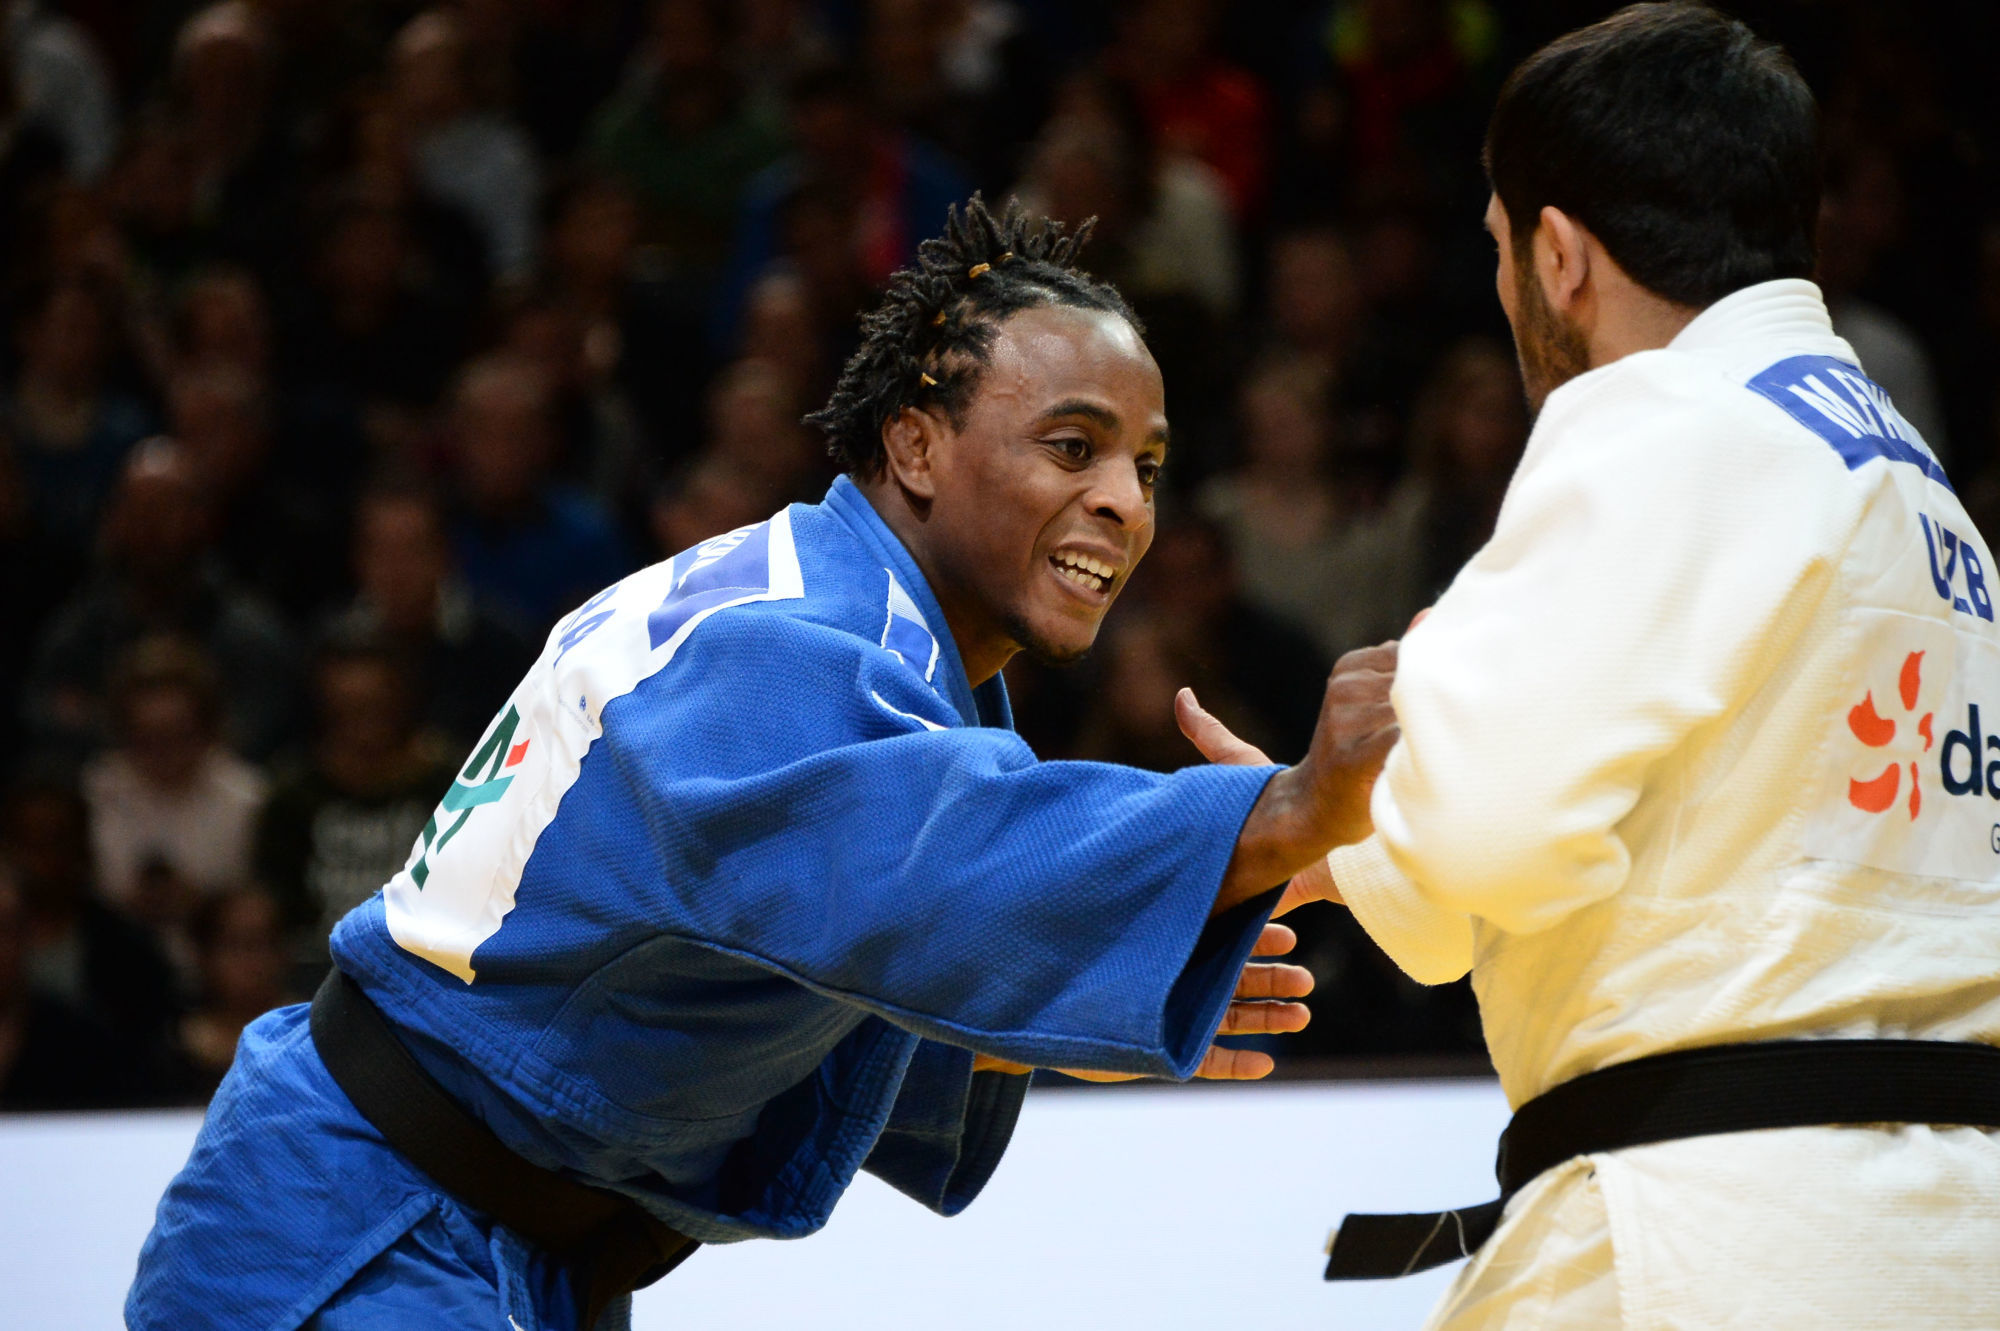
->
<box><xmin>1486</xmin><ymin>194</ymin><xmax>1590</xmax><ymax>415</ymax></box>
<box><xmin>920</xmin><ymin>305</ymin><xmax>1167</xmax><ymax>669</ymax></box>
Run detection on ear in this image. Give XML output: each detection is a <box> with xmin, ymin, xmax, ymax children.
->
<box><xmin>1533</xmin><ymin>205</ymin><xmax>1593</xmax><ymax>315</ymax></box>
<box><xmin>880</xmin><ymin>405</ymin><xmax>944</xmax><ymax>502</ymax></box>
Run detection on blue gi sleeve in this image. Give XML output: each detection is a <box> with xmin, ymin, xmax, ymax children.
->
<box><xmin>611</xmin><ymin>611</ymin><xmax>1284</xmax><ymax>1079</ymax></box>
<box><xmin>860</xmin><ymin>1039</ymin><xmax>1029</xmax><ymax>1215</ymax></box>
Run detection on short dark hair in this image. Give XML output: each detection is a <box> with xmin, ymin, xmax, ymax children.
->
<box><xmin>804</xmin><ymin>194</ymin><xmax>1141</xmax><ymax>477</ymax></box>
<box><xmin>1484</xmin><ymin>1</ymin><xmax>1820</xmax><ymax>308</ymax></box>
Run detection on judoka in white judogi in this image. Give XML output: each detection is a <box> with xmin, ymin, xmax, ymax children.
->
<box><xmin>1332</xmin><ymin>278</ymin><xmax>2000</xmax><ymax>1329</ymax></box>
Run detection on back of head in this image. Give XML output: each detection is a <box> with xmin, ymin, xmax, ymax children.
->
<box><xmin>1485</xmin><ymin>1</ymin><xmax>1820</xmax><ymax>308</ymax></box>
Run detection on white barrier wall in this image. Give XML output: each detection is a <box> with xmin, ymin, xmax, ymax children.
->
<box><xmin>2</xmin><ymin>1078</ymin><xmax>1509</xmax><ymax>1330</ymax></box>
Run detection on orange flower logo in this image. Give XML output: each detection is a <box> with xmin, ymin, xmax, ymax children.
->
<box><xmin>1847</xmin><ymin>651</ymin><xmax>1932</xmax><ymax>820</ymax></box>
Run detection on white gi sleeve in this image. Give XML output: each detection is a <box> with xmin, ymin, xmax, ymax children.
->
<box><xmin>1360</xmin><ymin>358</ymin><xmax>1845</xmax><ymax>963</ymax></box>
<box><xmin>1330</xmin><ymin>836</ymin><xmax>1475</xmax><ymax>983</ymax></box>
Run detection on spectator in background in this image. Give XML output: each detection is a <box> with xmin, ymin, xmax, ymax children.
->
<box><xmin>175</xmin><ymin>264</ymin><xmax>271</xmax><ymax>381</ymax></box>
<box><xmin>542</xmin><ymin>173</ymin><xmax>715</xmax><ymax>468</ymax></box>
<box><xmin>1069</xmin><ymin>608</ymin><xmax>1202</xmax><ymax>772</ymax></box>
<box><xmin>80</xmin><ymin>637</ymin><xmax>264</xmax><ymax>940</ymax></box>
<box><xmin>1198</xmin><ymin>358</ymin><xmax>1422</xmax><ymax>660</ymax></box>
<box><xmin>859</xmin><ymin>0</ymin><xmax>1053</xmax><ymax>193</ymax></box>
<box><xmin>324</xmin><ymin>487</ymin><xmax>536</xmax><ymax>751</ymax></box>
<box><xmin>4</xmin><ymin>275</ymin><xmax>154</xmax><ymax>564</ymax></box>
<box><xmin>277</xmin><ymin>189</ymin><xmax>470</xmax><ymax>459</ymax></box>
<box><xmin>650</xmin><ymin>450</ymin><xmax>783</xmax><ymax>555</ymax></box>
<box><xmin>1131</xmin><ymin>515</ymin><xmax>1330</xmax><ymax>763</ymax></box>
<box><xmin>0</xmin><ymin>864</ymin><xmax>145</xmax><ymax>1109</ymax></box>
<box><xmin>703</xmin><ymin>356</ymin><xmax>827</xmax><ymax>504</ymax></box>
<box><xmin>500</xmin><ymin>289</ymin><xmax>650</xmax><ymax>525</ymax></box>
<box><xmin>174</xmin><ymin>887</ymin><xmax>289</xmax><ymax>1100</ymax></box>
<box><xmin>168</xmin><ymin>2</ymin><xmax>292</xmax><ymax>274</ymax></box>
<box><xmin>447</xmin><ymin>353</ymin><xmax>631</xmax><ymax>631</ymax></box>
<box><xmin>3</xmin><ymin>774</ymin><xmax>180</xmax><ymax>1081</ymax></box>
<box><xmin>256</xmin><ymin>635</ymin><xmax>452</xmax><ymax>971</ymax></box>
<box><xmin>1393</xmin><ymin>336</ymin><xmax>1527</xmax><ymax>602</ymax></box>
<box><xmin>388</xmin><ymin>8</ymin><xmax>542</xmax><ymax>282</ymax></box>
<box><xmin>169</xmin><ymin>363</ymin><xmax>348</xmax><ymax>617</ymax></box>
<box><xmin>717</xmin><ymin>59</ymin><xmax>971</xmax><ymax>341</ymax></box>
<box><xmin>7</xmin><ymin>0</ymin><xmax>119</xmax><ymax>184</ymax></box>
<box><xmin>1102</xmin><ymin>0</ymin><xmax>1270</xmax><ymax>220</ymax></box>
<box><xmin>26</xmin><ymin>439</ymin><xmax>299</xmax><ymax>761</ymax></box>
<box><xmin>738</xmin><ymin>266</ymin><xmax>833</xmax><ymax>410</ymax></box>
<box><xmin>1018</xmin><ymin>70</ymin><xmax>1240</xmax><ymax>322</ymax></box>
<box><xmin>1819</xmin><ymin>141</ymin><xmax>1948</xmax><ymax>455</ymax></box>
<box><xmin>586</xmin><ymin>0</ymin><xmax>786</xmax><ymax>280</ymax></box>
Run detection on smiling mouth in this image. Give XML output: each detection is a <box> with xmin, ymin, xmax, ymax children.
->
<box><xmin>1050</xmin><ymin>551</ymin><xmax>1116</xmax><ymax>596</ymax></box>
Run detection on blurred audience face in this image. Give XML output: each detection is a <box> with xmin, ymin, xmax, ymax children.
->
<box><xmin>2</xmin><ymin>787</ymin><xmax>92</xmax><ymax>917</ymax></box>
<box><xmin>390</xmin><ymin>11</ymin><xmax>470</xmax><ymax>125</ymax></box>
<box><xmin>106</xmin><ymin>442</ymin><xmax>212</xmax><ymax>576</ymax></box>
<box><xmin>1239</xmin><ymin>370</ymin><xmax>1330</xmax><ymax>479</ymax></box>
<box><xmin>180</xmin><ymin>269</ymin><xmax>272</xmax><ymax>378</ymax></box>
<box><xmin>355</xmin><ymin>493</ymin><xmax>450</xmax><ymax>632</ymax></box>
<box><xmin>1028</xmin><ymin>123</ymin><xmax>1137</xmax><ymax>242</ymax></box>
<box><xmin>1135</xmin><ymin>519</ymin><xmax>1235</xmax><ymax>631</ymax></box>
<box><xmin>1098</xmin><ymin>614</ymin><xmax>1188</xmax><ymax>754</ymax></box>
<box><xmin>707</xmin><ymin>359</ymin><xmax>814</xmax><ymax>492</ymax></box>
<box><xmin>1269</xmin><ymin>230</ymin><xmax>1362</xmax><ymax>353</ymax></box>
<box><xmin>652</xmin><ymin>456</ymin><xmax>774</xmax><ymax>554</ymax></box>
<box><xmin>1435</xmin><ymin>345</ymin><xmax>1527</xmax><ymax>476</ymax></box>
<box><xmin>18</xmin><ymin>283</ymin><xmax>111</xmax><ymax>394</ymax></box>
<box><xmin>453</xmin><ymin>358</ymin><xmax>556</xmax><ymax>517</ymax></box>
<box><xmin>551</xmin><ymin>182</ymin><xmax>641</xmax><ymax>297</ymax></box>
<box><xmin>170</xmin><ymin>367</ymin><xmax>270</xmax><ymax>497</ymax></box>
<box><xmin>195</xmin><ymin>891</ymin><xmax>284</xmax><ymax>1015</ymax></box>
<box><xmin>318</xmin><ymin>204</ymin><xmax>410</xmax><ymax>321</ymax></box>
<box><xmin>174</xmin><ymin>2</ymin><xmax>275</xmax><ymax>140</ymax></box>
<box><xmin>1115</xmin><ymin>0</ymin><xmax>1216</xmax><ymax>78</ymax></box>
<box><xmin>121</xmin><ymin>681</ymin><xmax>215</xmax><ymax>793</ymax></box>
<box><xmin>741</xmin><ymin>271</ymin><xmax>823</xmax><ymax>390</ymax></box>
<box><xmin>316</xmin><ymin>653</ymin><xmax>415</xmax><ymax>765</ymax></box>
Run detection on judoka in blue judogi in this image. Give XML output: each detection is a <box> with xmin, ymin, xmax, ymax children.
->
<box><xmin>128</xmin><ymin>478</ymin><xmax>1288</xmax><ymax>1330</ymax></box>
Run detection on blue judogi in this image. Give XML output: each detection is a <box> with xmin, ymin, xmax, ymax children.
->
<box><xmin>129</xmin><ymin>477</ymin><xmax>1281</xmax><ymax>1330</ymax></box>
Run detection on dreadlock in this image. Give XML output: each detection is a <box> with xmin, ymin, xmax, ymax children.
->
<box><xmin>803</xmin><ymin>193</ymin><xmax>1142</xmax><ymax>476</ymax></box>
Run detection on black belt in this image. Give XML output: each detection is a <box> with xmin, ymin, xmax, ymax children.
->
<box><xmin>1325</xmin><ymin>1037</ymin><xmax>2000</xmax><ymax>1280</ymax></box>
<box><xmin>309</xmin><ymin>969</ymin><xmax>698</xmax><ymax>1326</ymax></box>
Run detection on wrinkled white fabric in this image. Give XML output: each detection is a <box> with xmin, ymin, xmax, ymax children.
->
<box><xmin>1335</xmin><ymin>280</ymin><xmax>2000</xmax><ymax>1327</ymax></box>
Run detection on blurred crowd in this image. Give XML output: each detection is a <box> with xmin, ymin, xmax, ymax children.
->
<box><xmin>4</xmin><ymin>0</ymin><xmax>1999</xmax><ymax>1109</ymax></box>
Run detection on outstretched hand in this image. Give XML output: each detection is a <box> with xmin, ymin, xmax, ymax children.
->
<box><xmin>973</xmin><ymin>923</ymin><xmax>1312</xmax><ymax>1082</ymax></box>
<box><xmin>1176</xmin><ymin>689</ymin><xmax>1340</xmax><ymax>916</ymax></box>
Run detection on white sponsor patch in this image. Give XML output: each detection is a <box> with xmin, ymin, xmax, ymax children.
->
<box><xmin>1803</xmin><ymin>607</ymin><xmax>2000</xmax><ymax>882</ymax></box>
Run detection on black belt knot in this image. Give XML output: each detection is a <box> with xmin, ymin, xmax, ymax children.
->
<box><xmin>1324</xmin><ymin>1037</ymin><xmax>2000</xmax><ymax>1280</ymax></box>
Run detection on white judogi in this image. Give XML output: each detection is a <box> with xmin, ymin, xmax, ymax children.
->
<box><xmin>1331</xmin><ymin>280</ymin><xmax>2000</xmax><ymax>1329</ymax></box>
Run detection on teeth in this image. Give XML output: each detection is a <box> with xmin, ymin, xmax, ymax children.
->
<box><xmin>1055</xmin><ymin>552</ymin><xmax>1115</xmax><ymax>582</ymax></box>
<box><xmin>1053</xmin><ymin>560</ymin><xmax>1107</xmax><ymax>592</ymax></box>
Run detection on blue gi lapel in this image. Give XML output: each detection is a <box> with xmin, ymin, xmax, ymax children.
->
<box><xmin>821</xmin><ymin>476</ymin><xmax>1013</xmax><ymax>732</ymax></box>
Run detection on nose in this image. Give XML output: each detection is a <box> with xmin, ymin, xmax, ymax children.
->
<box><xmin>1085</xmin><ymin>458</ymin><xmax>1150</xmax><ymax>531</ymax></box>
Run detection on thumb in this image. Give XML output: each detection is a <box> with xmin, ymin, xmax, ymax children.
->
<box><xmin>1176</xmin><ymin>687</ymin><xmax>1273</xmax><ymax>766</ymax></box>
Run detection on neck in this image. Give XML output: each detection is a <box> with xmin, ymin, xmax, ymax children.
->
<box><xmin>854</xmin><ymin>472</ymin><xmax>1013</xmax><ymax>687</ymax></box>
<box><xmin>1584</xmin><ymin>282</ymin><xmax>1699</xmax><ymax>371</ymax></box>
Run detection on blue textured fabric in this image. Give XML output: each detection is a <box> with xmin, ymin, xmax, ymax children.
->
<box><xmin>129</xmin><ymin>478</ymin><xmax>1281</xmax><ymax>1329</ymax></box>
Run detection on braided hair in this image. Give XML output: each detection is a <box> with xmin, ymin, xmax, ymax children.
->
<box><xmin>804</xmin><ymin>194</ymin><xmax>1142</xmax><ymax>477</ymax></box>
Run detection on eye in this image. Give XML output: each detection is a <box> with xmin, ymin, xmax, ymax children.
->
<box><xmin>1137</xmin><ymin>458</ymin><xmax>1163</xmax><ymax>489</ymax></box>
<box><xmin>1049</xmin><ymin>435</ymin><xmax>1091</xmax><ymax>464</ymax></box>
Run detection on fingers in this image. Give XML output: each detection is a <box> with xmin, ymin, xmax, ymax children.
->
<box><xmin>1234</xmin><ymin>961</ymin><xmax>1313</xmax><ymax>1000</ymax></box>
<box><xmin>1408</xmin><ymin>607</ymin><xmax>1432</xmax><ymax>633</ymax></box>
<box><xmin>1217</xmin><ymin>1000</ymin><xmax>1309</xmax><ymax>1035</ymax></box>
<box><xmin>1333</xmin><ymin>640</ymin><xmax>1399</xmax><ymax>677</ymax></box>
<box><xmin>1193</xmin><ymin>1045</ymin><xmax>1276</xmax><ymax>1080</ymax></box>
<box><xmin>1250</xmin><ymin>922</ymin><xmax>1296</xmax><ymax>956</ymax></box>
<box><xmin>1176</xmin><ymin>687</ymin><xmax>1274</xmax><ymax>766</ymax></box>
